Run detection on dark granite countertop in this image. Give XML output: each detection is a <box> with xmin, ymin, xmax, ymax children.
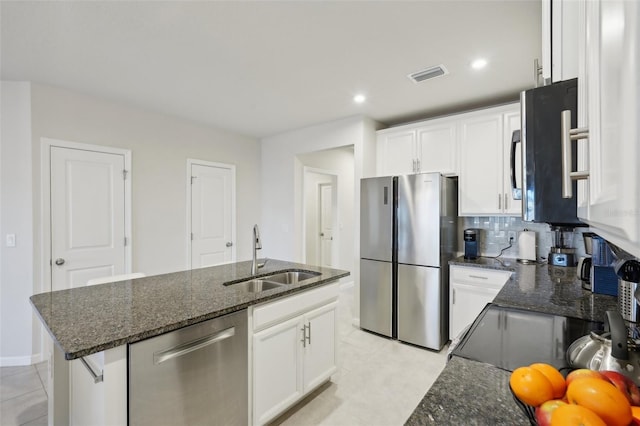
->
<box><xmin>406</xmin><ymin>256</ymin><xmax>619</xmax><ymax>425</ymax></box>
<box><xmin>30</xmin><ymin>259</ymin><xmax>349</xmax><ymax>360</ymax></box>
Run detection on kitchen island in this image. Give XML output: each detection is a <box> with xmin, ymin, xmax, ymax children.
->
<box><xmin>30</xmin><ymin>259</ymin><xmax>349</xmax><ymax>425</ymax></box>
<box><xmin>405</xmin><ymin>257</ymin><xmax>619</xmax><ymax>425</ymax></box>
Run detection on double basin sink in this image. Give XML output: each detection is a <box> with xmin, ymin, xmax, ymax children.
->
<box><xmin>224</xmin><ymin>270</ymin><xmax>321</xmax><ymax>292</ymax></box>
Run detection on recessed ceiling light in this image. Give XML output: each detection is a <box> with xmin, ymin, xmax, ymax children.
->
<box><xmin>353</xmin><ymin>94</ymin><xmax>366</xmax><ymax>104</ymax></box>
<box><xmin>471</xmin><ymin>58</ymin><xmax>488</xmax><ymax>70</ymax></box>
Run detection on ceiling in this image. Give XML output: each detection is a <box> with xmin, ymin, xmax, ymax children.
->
<box><xmin>1</xmin><ymin>1</ymin><xmax>541</xmax><ymax>139</ymax></box>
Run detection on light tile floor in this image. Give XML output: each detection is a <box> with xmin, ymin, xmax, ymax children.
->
<box><xmin>0</xmin><ymin>362</ymin><xmax>48</xmax><ymax>426</ymax></box>
<box><xmin>0</xmin><ymin>284</ymin><xmax>447</xmax><ymax>426</ymax></box>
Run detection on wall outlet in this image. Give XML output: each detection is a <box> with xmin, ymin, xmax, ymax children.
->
<box><xmin>508</xmin><ymin>231</ymin><xmax>516</xmax><ymax>242</ymax></box>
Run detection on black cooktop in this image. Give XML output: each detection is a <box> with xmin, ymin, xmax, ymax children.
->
<box><xmin>451</xmin><ymin>304</ymin><xmax>604</xmax><ymax>372</ymax></box>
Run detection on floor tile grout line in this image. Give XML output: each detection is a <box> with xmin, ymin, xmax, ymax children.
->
<box><xmin>19</xmin><ymin>414</ymin><xmax>48</xmax><ymax>426</ymax></box>
<box><xmin>0</xmin><ymin>387</ymin><xmax>47</xmax><ymax>405</ymax></box>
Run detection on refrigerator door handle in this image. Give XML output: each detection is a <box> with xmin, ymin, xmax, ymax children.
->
<box><xmin>510</xmin><ymin>129</ymin><xmax>523</xmax><ymax>200</ymax></box>
<box><xmin>383</xmin><ymin>186</ymin><xmax>388</xmax><ymax>205</ymax></box>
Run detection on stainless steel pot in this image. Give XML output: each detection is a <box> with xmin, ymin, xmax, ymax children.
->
<box><xmin>566</xmin><ymin>310</ymin><xmax>640</xmax><ymax>385</ymax></box>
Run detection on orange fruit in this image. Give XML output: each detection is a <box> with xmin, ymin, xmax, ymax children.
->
<box><xmin>566</xmin><ymin>377</ymin><xmax>632</xmax><ymax>426</ymax></box>
<box><xmin>510</xmin><ymin>366</ymin><xmax>554</xmax><ymax>406</ymax></box>
<box><xmin>632</xmin><ymin>406</ymin><xmax>640</xmax><ymax>420</ymax></box>
<box><xmin>530</xmin><ymin>363</ymin><xmax>566</xmax><ymax>399</ymax></box>
<box><xmin>550</xmin><ymin>404</ymin><xmax>606</xmax><ymax>426</ymax></box>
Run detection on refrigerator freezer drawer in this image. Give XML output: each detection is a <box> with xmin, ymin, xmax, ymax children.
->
<box><xmin>397</xmin><ymin>264</ymin><xmax>447</xmax><ymax>350</ymax></box>
<box><xmin>360</xmin><ymin>259</ymin><xmax>394</xmax><ymax>338</ymax></box>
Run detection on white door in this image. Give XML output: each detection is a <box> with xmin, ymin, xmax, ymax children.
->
<box><xmin>50</xmin><ymin>147</ymin><xmax>126</xmax><ymax>291</ymax></box>
<box><xmin>319</xmin><ymin>184</ymin><xmax>333</xmax><ymax>267</ymax></box>
<box><xmin>190</xmin><ymin>163</ymin><xmax>234</xmax><ymax>268</ymax></box>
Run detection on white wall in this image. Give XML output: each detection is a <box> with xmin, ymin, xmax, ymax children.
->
<box><xmin>260</xmin><ymin>116</ymin><xmax>381</xmax><ymax>324</ymax></box>
<box><xmin>1</xmin><ymin>82</ymin><xmax>37</xmax><ymax>365</ymax></box>
<box><xmin>1</xmin><ymin>82</ymin><xmax>261</xmax><ymax>364</ymax></box>
<box><xmin>29</xmin><ymin>83</ymin><xmax>261</xmax><ymax>276</ymax></box>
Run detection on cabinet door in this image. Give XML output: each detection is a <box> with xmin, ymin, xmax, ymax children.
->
<box><xmin>253</xmin><ymin>316</ymin><xmax>304</xmax><ymax>425</ymax></box>
<box><xmin>459</xmin><ymin>113</ymin><xmax>504</xmax><ymax>215</ymax></box>
<box><xmin>503</xmin><ymin>111</ymin><xmax>522</xmax><ymax>215</ymax></box>
<box><xmin>416</xmin><ymin>121</ymin><xmax>458</xmax><ymax>175</ymax></box>
<box><xmin>582</xmin><ymin>0</ymin><xmax>640</xmax><ymax>257</ymax></box>
<box><xmin>377</xmin><ymin>130</ymin><xmax>416</xmax><ymax>175</ymax></box>
<box><xmin>302</xmin><ymin>302</ymin><xmax>338</xmax><ymax>392</ymax></box>
<box><xmin>450</xmin><ymin>282</ymin><xmax>500</xmax><ymax>340</ymax></box>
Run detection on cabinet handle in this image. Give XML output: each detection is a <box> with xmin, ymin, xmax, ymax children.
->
<box><xmin>306</xmin><ymin>323</ymin><xmax>311</xmax><ymax>345</ymax></box>
<box><xmin>154</xmin><ymin>327</ymin><xmax>235</xmax><ymax>364</ymax></box>
<box><xmin>412</xmin><ymin>159</ymin><xmax>416</xmax><ymax>173</ymax></box>
<box><xmin>498</xmin><ymin>194</ymin><xmax>502</xmax><ymax>210</ymax></box>
<box><xmin>79</xmin><ymin>356</ymin><xmax>104</xmax><ymax>384</ymax></box>
<box><xmin>469</xmin><ymin>275</ymin><xmax>488</xmax><ymax>280</ymax></box>
<box><xmin>416</xmin><ymin>158</ymin><xmax>421</xmax><ymax>172</ymax></box>
<box><xmin>301</xmin><ymin>326</ymin><xmax>307</xmax><ymax>348</ymax></box>
<box><xmin>452</xmin><ymin>288</ymin><xmax>455</xmax><ymax>305</ymax></box>
<box><xmin>504</xmin><ymin>193</ymin><xmax>509</xmax><ymax>210</ymax></box>
<box><xmin>561</xmin><ymin>110</ymin><xmax>590</xmax><ymax>199</ymax></box>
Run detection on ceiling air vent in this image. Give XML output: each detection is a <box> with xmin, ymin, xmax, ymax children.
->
<box><xmin>408</xmin><ymin>65</ymin><xmax>449</xmax><ymax>83</ymax></box>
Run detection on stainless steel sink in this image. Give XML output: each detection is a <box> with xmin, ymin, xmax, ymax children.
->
<box><xmin>223</xmin><ymin>270</ymin><xmax>321</xmax><ymax>292</ymax></box>
<box><xmin>261</xmin><ymin>271</ymin><xmax>321</xmax><ymax>285</ymax></box>
<box><xmin>225</xmin><ymin>279</ymin><xmax>283</xmax><ymax>292</ymax></box>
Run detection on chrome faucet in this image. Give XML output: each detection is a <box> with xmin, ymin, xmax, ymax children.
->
<box><xmin>251</xmin><ymin>224</ymin><xmax>263</xmax><ymax>275</ymax></box>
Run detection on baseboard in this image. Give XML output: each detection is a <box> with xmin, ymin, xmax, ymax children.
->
<box><xmin>0</xmin><ymin>352</ymin><xmax>43</xmax><ymax>367</ymax></box>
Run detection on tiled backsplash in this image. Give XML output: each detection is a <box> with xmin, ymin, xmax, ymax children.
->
<box><xmin>457</xmin><ymin>217</ymin><xmax>589</xmax><ymax>261</ymax></box>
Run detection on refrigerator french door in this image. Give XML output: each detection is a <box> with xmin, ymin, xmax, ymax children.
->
<box><xmin>359</xmin><ymin>176</ymin><xmax>396</xmax><ymax>338</ymax></box>
<box><xmin>397</xmin><ymin>174</ymin><xmax>450</xmax><ymax>350</ymax></box>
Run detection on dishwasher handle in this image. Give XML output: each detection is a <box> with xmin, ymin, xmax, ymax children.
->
<box><xmin>154</xmin><ymin>327</ymin><xmax>235</xmax><ymax>365</ymax></box>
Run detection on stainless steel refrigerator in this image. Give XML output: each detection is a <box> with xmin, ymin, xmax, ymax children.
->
<box><xmin>360</xmin><ymin>173</ymin><xmax>457</xmax><ymax>350</ymax></box>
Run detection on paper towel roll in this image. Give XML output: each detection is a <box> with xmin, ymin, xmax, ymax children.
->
<box><xmin>518</xmin><ymin>230</ymin><xmax>537</xmax><ymax>262</ymax></box>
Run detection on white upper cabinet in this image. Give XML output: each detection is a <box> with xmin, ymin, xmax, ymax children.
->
<box><xmin>543</xmin><ymin>0</ymin><xmax>579</xmax><ymax>82</ymax></box>
<box><xmin>415</xmin><ymin>120</ymin><xmax>458</xmax><ymax>176</ymax></box>
<box><xmin>376</xmin><ymin>117</ymin><xmax>458</xmax><ymax>176</ymax></box>
<box><xmin>575</xmin><ymin>0</ymin><xmax>640</xmax><ymax>258</ymax></box>
<box><xmin>458</xmin><ymin>104</ymin><xmax>522</xmax><ymax>216</ymax></box>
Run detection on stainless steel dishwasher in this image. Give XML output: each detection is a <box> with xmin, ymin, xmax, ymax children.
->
<box><xmin>129</xmin><ymin>310</ymin><xmax>247</xmax><ymax>425</ymax></box>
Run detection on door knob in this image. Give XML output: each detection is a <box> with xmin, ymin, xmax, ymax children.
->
<box><xmin>54</xmin><ymin>258</ymin><xmax>65</xmax><ymax>266</ymax></box>
<box><xmin>320</xmin><ymin>233</ymin><xmax>324</xmax><ymax>237</ymax></box>
<box><xmin>226</xmin><ymin>242</ymin><xmax>233</xmax><ymax>247</ymax></box>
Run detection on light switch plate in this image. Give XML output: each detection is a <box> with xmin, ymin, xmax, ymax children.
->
<box><xmin>6</xmin><ymin>234</ymin><xmax>16</xmax><ymax>247</ymax></box>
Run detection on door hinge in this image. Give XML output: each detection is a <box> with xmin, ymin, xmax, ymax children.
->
<box><xmin>191</xmin><ymin>176</ymin><xmax>197</xmax><ymax>184</ymax></box>
<box><xmin>124</xmin><ymin>237</ymin><xmax>128</xmax><ymax>246</ymax></box>
<box><xmin>123</xmin><ymin>169</ymin><xmax>128</xmax><ymax>180</ymax></box>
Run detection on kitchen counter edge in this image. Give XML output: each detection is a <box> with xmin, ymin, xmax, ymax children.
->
<box><xmin>30</xmin><ymin>259</ymin><xmax>349</xmax><ymax>360</ymax></box>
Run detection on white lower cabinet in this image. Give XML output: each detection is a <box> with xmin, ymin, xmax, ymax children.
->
<box><xmin>449</xmin><ymin>266</ymin><xmax>512</xmax><ymax>340</ymax></box>
<box><xmin>48</xmin><ymin>343</ymin><xmax>127</xmax><ymax>426</ymax></box>
<box><xmin>251</xmin><ymin>283</ymin><xmax>339</xmax><ymax>425</ymax></box>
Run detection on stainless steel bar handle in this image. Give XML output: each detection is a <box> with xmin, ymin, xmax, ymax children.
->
<box><xmin>469</xmin><ymin>275</ymin><xmax>488</xmax><ymax>280</ymax></box>
<box><xmin>154</xmin><ymin>327</ymin><xmax>235</xmax><ymax>364</ymax></box>
<box><xmin>452</xmin><ymin>288</ymin><xmax>456</xmax><ymax>305</ymax></box>
<box><xmin>416</xmin><ymin>158</ymin><xmax>420</xmax><ymax>173</ymax></box>
<box><xmin>300</xmin><ymin>326</ymin><xmax>307</xmax><ymax>348</ymax></box>
<box><xmin>504</xmin><ymin>193</ymin><xmax>509</xmax><ymax>210</ymax></box>
<box><xmin>306</xmin><ymin>323</ymin><xmax>311</xmax><ymax>345</ymax></box>
<box><xmin>412</xmin><ymin>159</ymin><xmax>416</xmax><ymax>173</ymax></box>
<box><xmin>498</xmin><ymin>194</ymin><xmax>502</xmax><ymax>210</ymax></box>
<box><xmin>561</xmin><ymin>110</ymin><xmax>590</xmax><ymax>199</ymax></box>
<box><xmin>79</xmin><ymin>356</ymin><xmax>104</xmax><ymax>384</ymax></box>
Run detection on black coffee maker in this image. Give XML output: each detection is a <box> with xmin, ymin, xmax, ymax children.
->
<box><xmin>464</xmin><ymin>229</ymin><xmax>479</xmax><ymax>260</ymax></box>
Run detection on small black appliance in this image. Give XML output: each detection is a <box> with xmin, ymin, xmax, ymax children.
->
<box><xmin>464</xmin><ymin>229</ymin><xmax>478</xmax><ymax>260</ymax></box>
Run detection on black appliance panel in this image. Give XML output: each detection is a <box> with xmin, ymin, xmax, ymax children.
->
<box><xmin>452</xmin><ymin>304</ymin><xmax>603</xmax><ymax>371</ymax></box>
